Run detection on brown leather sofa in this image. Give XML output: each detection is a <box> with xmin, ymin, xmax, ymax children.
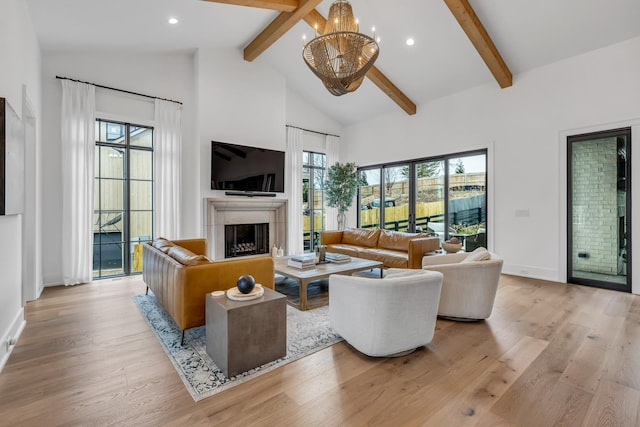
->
<box><xmin>320</xmin><ymin>228</ymin><xmax>439</xmax><ymax>269</ymax></box>
<box><xmin>142</xmin><ymin>238</ymin><xmax>275</xmax><ymax>340</ymax></box>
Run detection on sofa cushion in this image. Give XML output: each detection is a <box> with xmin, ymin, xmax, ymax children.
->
<box><xmin>324</xmin><ymin>244</ymin><xmax>362</xmax><ymax>258</ymax></box>
<box><xmin>461</xmin><ymin>247</ymin><xmax>491</xmax><ymax>263</ymax></box>
<box><xmin>167</xmin><ymin>245</ymin><xmax>210</xmax><ymax>266</ymax></box>
<box><xmin>342</xmin><ymin>228</ymin><xmax>381</xmax><ymax>248</ymax></box>
<box><xmin>152</xmin><ymin>237</ymin><xmax>175</xmax><ymax>254</ymax></box>
<box><xmin>377</xmin><ymin>230</ymin><xmax>431</xmax><ymax>251</ymax></box>
<box><xmin>359</xmin><ymin>248</ymin><xmax>408</xmax><ymax>268</ymax></box>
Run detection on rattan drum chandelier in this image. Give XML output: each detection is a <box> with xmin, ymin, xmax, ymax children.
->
<box><xmin>302</xmin><ymin>0</ymin><xmax>379</xmax><ymax>96</ymax></box>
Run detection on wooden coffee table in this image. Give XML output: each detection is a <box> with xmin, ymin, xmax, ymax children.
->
<box><xmin>274</xmin><ymin>256</ymin><xmax>383</xmax><ymax>310</ymax></box>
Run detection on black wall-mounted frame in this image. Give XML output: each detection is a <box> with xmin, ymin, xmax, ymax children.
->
<box><xmin>567</xmin><ymin>127</ymin><xmax>631</xmax><ymax>292</ymax></box>
<box><xmin>0</xmin><ymin>97</ymin><xmax>25</xmax><ymax>216</ymax></box>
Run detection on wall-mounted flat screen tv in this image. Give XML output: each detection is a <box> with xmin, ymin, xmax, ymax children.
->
<box><xmin>211</xmin><ymin>141</ymin><xmax>285</xmax><ymax>193</ymax></box>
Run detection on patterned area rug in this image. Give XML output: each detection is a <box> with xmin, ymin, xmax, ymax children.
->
<box><xmin>133</xmin><ymin>294</ymin><xmax>342</xmax><ymax>401</ymax></box>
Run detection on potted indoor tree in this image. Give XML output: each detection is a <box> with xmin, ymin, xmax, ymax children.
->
<box><xmin>325</xmin><ymin>162</ymin><xmax>360</xmax><ymax>230</ymax></box>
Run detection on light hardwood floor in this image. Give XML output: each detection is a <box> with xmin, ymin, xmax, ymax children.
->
<box><xmin>1</xmin><ymin>274</ymin><xmax>639</xmax><ymax>426</ymax></box>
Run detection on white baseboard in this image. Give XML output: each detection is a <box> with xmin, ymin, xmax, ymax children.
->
<box><xmin>43</xmin><ymin>281</ymin><xmax>62</xmax><ymax>288</ymax></box>
<box><xmin>0</xmin><ymin>308</ymin><xmax>26</xmax><ymax>373</ymax></box>
<box><xmin>502</xmin><ymin>263</ymin><xmax>562</xmax><ymax>283</ymax></box>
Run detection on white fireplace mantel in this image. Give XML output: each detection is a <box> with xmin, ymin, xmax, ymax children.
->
<box><xmin>203</xmin><ymin>197</ymin><xmax>288</xmax><ymax>260</ymax></box>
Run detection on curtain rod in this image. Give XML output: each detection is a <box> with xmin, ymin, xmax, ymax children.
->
<box><xmin>286</xmin><ymin>124</ymin><xmax>340</xmax><ymax>138</ymax></box>
<box><xmin>56</xmin><ymin>76</ymin><xmax>183</xmax><ymax>105</ymax></box>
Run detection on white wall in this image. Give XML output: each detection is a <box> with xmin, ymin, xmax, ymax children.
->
<box><xmin>344</xmin><ymin>36</ymin><xmax>640</xmax><ymax>292</ymax></box>
<box><xmin>194</xmin><ymin>49</ymin><xmax>344</xmax><ymax>252</ymax></box>
<box><xmin>0</xmin><ymin>0</ymin><xmax>41</xmax><ymax>371</ymax></box>
<box><xmin>196</xmin><ymin>48</ymin><xmax>287</xmax><ymax>200</ymax></box>
<box><xmin>40</xmin><ymin>51</ymin><xmax>196</xmax><ymax>285</ymax></box>
<box><xmin>286</xmin><ymin>88</ymin><xmax>343</xmax><ymax>137</ymax></box>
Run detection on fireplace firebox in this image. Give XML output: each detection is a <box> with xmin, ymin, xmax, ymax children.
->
<box><xmin>225</xmin><ymin>223</ymin><xmax>269</xmax><ymax>258</ymax></box>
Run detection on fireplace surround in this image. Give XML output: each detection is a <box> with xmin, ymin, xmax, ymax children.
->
<box><xmin>204</xmin><ymin>198</ymin><xmax>287</xmax><ymax>260</ymax></box>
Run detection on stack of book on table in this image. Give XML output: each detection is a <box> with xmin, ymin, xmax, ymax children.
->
<box><xmin>287</xmin><ymin>253</ymin><xmax>316</xmax><ymax>269</ymax></box>
<box><xmin>325</xmin><ymin>253</ymin><xmax>351</xmax><ymax>263</ymax></box>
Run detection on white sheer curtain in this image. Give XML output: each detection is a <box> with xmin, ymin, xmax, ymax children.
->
<box><xmin>154</xmin><ymin>99</ymin><xmax>182</xmax><ymax>239</ymax></box>
<box><xmin>287</xmin><ymin>127</ymin><xmax>304</xmax><ymax>255</ymax></box>
<box><xmin>61</xmin><ymin>80</ymin><xmax>95</xmax><ymax>285</ymax></box>
<box><xmin>325</xmin><ymin>135</ymin><xmax>340</xmax><ymax>230</ymax></box>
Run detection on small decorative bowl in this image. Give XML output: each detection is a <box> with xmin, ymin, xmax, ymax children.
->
<box><xmin>441</xmin><ymin>242</ymin><xmax>462</xmax><ymax>253</ymax></box>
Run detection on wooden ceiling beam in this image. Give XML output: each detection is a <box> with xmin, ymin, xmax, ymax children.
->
<box><xmin>304</xmin><ymin>10</ymin><xmax>417</xmax><ymax>116</ymax></box>
<box><xmin>224</xmin><ymin>4</ymin><xmax>417</xmax><ymax>115</ymax></box>
<box><xmin>301</xmin><ymin>8</ymin><xmax>324</xmax><ymax>31</ymax></box>
<box><xmin>243</xmin><ymin>0</ymin><xmax>323</xmax><ymax>62</ymax></box>
<box><xmin>444</xmin><ymin>0</ymin><xmax>512</xmax><ymax>88</ymax></box>
<box><xmin>201</xmin><ymin>0</ymin><xmax>299</xmax><ymax>12</ymax></box>
<box><xmin>366</xmin><ymin>68</ymin><xmax>417</xmax><ymax>116</ymax></box>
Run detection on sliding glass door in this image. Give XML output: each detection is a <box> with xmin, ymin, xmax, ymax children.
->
<box><xmin>568</xmin><ymin>128</ymin><xmax>631</xmax><ymax>292</ymax></box>
<box><xmin>359</xmin><ymin>168</ymin><xmax>381</xmax><ymax>228</ymax></box>
<box><xmin>414</xmin><ymin>160</ymin><xmax>445</xmax><ymax>236</ymax></box>
<box><xmin>448</xmin><ymin>155</ymin><xmax>487</xmax><ymax>251</ymax></box>
<box><xmin>358</xmin><ymin>150</ymin><xmax>487</xmax><ymax>252</ymax></box>
<box><xmin>382</xmin><ymin>164</ymin><xmax>410</xmax><ymax>231</ymax></box>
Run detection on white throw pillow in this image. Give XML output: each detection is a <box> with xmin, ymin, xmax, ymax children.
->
<box><xmin>461</xmin><ymin>247</ymin><xmax>490</xmax><ymax>263</ymax></box>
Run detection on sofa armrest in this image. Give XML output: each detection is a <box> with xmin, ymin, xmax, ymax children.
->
<box><xmin>176</xmin><ymin>256</ymin><xmax>275</xmax><ymax>330</ymax></box>
<box><xmin>423</xmin><ymin>260</ymin><xmax>480</xmax><ymax>273</ymax></box>
<box><xmin>422</xmin><ymin>252</ymin><xmax>469</xmax><ymax>266</ymax></box>
<box><xmin>211</xmin><ymin>256</ymin><xmax>275</xmax><ymax>289</ymax></box>
<box><xmin>172</xmin><ymin>238</ymin><xmax>207</xmax><ymax>256</ymax></box>
<box><xmin>408</xmin><ymin>237</ymin><xmax>440</xmax><ymax>268</ymax></box>
<box><xmin>384</xmin><ymin>268</ymin><xmax>429</xmax><ymax>278</ymax></box>
<box><xmin>178</xmin><ymin>256</ymin><xmax>275</xmax><ymax>294</ymax></box>
<box><xmin>422</xmin><ymin>257</ymin><xmax>503</xmax><ymax>282</ymax></box>
<box><xmin>320</xmin><ymin>230</ymin><xmax>344</xmax><ymax>245</ymax></box>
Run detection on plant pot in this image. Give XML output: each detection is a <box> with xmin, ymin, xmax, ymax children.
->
<box><xmin>337</xmin><ymin>212</ymin><xmax>346</xmax><ymax>230</ymax></box>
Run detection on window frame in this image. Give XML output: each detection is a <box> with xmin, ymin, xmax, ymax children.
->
<box><xmin>303</xmin><ymin>150</ymin><xmax>326</xmax><ymax>252</ymax></box>
<box><xmin>94</xmin><ymin>118</ymin><xmax>154</xmax><ymax>279</ymax></box>
<box><xmin>357</xmin><ymin>149</ymin><xmax>488</xmax><ymax>246</ymax></box>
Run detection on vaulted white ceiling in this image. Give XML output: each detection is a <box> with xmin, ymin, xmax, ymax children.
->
<box><xmin>25</xmin><ymin>0</ymin><xmax>640</xmax><ymax>126</ymax></box>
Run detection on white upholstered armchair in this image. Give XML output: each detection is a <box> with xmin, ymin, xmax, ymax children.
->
<box><xmin>329</xmin><ymin>269</ymin><xmax>443</xmax><ymax>357</ymax></box>
<box><xmin>422</xmin><ymin>249</ymin><xmax>503</xmax><ymax>320</ymax></box>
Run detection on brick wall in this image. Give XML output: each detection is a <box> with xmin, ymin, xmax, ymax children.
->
<box><xmin>571</xmin><ymin>138</ymin><xmax>619</xmax><ymax>274</ymax></box>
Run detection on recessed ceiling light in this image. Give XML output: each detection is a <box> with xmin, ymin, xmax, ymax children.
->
<box><xmin>168</xmin><ymin>17</ymin><xmax>178</xmax><ymax>25</ymax></box>
<box><xmin>406</xmin><ymin>38</ymin><xmax>415</xmax><ymax>46</ymax></box>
